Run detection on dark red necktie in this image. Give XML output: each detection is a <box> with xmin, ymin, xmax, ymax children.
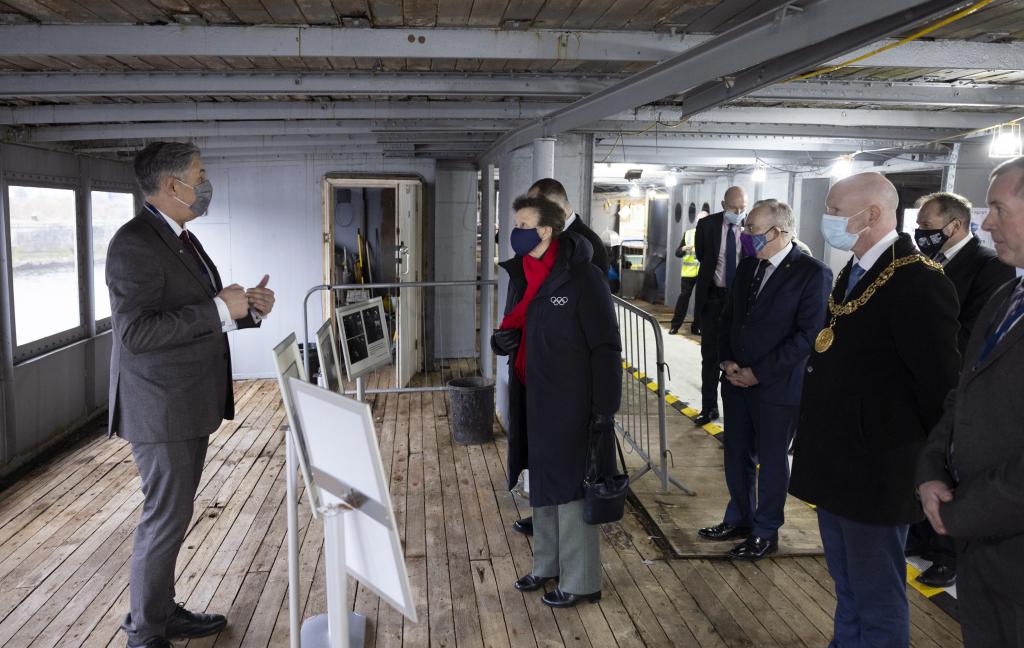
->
<box><xmin>179</xmin><ymin>230</ymin><xmax>212</xmax><ymax>286</ymax></box>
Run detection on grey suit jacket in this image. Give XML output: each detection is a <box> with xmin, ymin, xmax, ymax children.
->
<box><xmin>917</xmin><ymin>276</ymin><xmax>1024</xmax><ymax>543</ymax></box>
<box><xmin>106</xmin><ymin>207</ymin><xmax>257</xmax><ymax>443</ymax></box>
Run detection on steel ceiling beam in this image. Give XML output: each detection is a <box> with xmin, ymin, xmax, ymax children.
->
<box><xmin>478</xmin><ymin>0</ymin><xmax>976</xmax><ymax>163</ymax></box>
<box><xmin>14</xmin><ymin>116</ymin><xmax>961</xmax><ymax>143</ymax></box>
<box><xmin>0</xmin><ymin>25</ymin><xmax>1019</xmax><ymax>70</ymax></box>
<box><xmin>0</xmin><ymin>25</ymin><xmax>709</xmax><ymax>62</ymax></box>
<box><xmin>691</xmin><ymin>106</ymin><xmax>1019</xmax><ymax>129</ymax></box>
<box><xmin>602</xmin><ymin>135</ymin><xmax>935</xmax><ymax>153</ymax></box>
<box><xmin>749</xmin><ymin>81</ymin><xmax>1024</xmax><ymax>107</ymax></box>
<box><xmin>0</xmin><ymin>72</ymin><xmax>609</xmax><ymax>98</ymax></box>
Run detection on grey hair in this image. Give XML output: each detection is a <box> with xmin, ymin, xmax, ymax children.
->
<box><xmin>991</xmin><ymin>156</ymin><xmax>1024</xmax><ymax>196</ymax></box>
<box><xmin>133</xmin><ymin>141</ymin><xmax>201</xmax><ymax>196</ymax></box>
<box><xmin>916</xmin><ymin>191</ymin><xmax>972</xmax><ymax>226</ymax></box>
<box><xmin>751</xmin><ymin>198</ymin><xmax>795</xmax><ymax>233</ymax></box>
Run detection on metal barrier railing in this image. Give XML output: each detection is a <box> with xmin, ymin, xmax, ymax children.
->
<box><xmin>613</xmin><ymin>295</ymin><xmax>695</xmax><ymax>496</ymax></box>
<box><xmin>300</xmin><ymin>279</ymin><xmax>499</xmax><ymax>397</ymax></box>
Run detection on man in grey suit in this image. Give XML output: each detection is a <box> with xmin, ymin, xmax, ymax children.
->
<box><xmin>916</xmin><ymin>156</ymin><xmax>1024</xmax><ymax>648</ymax></box>
<box><xmin>107</xmin><ymin>142</ymin><xmax>275</xmax><ymax>648</ymax></box>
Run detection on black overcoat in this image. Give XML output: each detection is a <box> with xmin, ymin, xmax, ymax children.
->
<box><xmin>789</xmin><ymin>233</ymin><xmax>961</xmax><ymax>526</ymax></box>
<box><xmin>498</xmin><ymin>232</ymin><xmax>622</xmax><ymax>507</ymax></box>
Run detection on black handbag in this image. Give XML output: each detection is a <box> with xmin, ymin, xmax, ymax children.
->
<box><xmin>582</xmin><ymin>431</ymin><xmax>629</xmax><ymax>525</ymax></box>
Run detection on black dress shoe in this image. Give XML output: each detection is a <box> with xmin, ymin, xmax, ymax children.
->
<box><xmin>698</xmin><ymin>522</ymin><xmax>752</xmax><ymax>541</ymax></box>
<box><xmin>514</xmin><ymin>573</ymin><xmax>556</xmax><ymax>592</ymax></box>
<box><xmin>512</xmin><ymin>517</ymin><xmax>533</xmax><ymax>536</ymax></box>
<box><xmin>541</xmin><ymin>589</ymin><xmax>601</xmax><ymax>608</ymax></box>
<box><xmin>669</xmin><ymin>327</ymin><xmax>679</xmax><ymax>335</ymax></box>
<box><xmin>165</xmin><ymin>603</ymin><xmax>227</xmax><ymax>640</ymax></box>
<box><xmin>916</xmin><ymin>564</ymin><xmax>956</xmax><ymax>588</ymax></box>
<box><xmin>729</xmin><ymin>535</ymin><xmax>778</xmax><ymax>561</ymax></box>
<box><xmin>690</xmin><ymin>327</ymin><xmax>701</xmax><ymax>335</ymax></box>
<box><xmin>127</xmin><ymin>637</ymin><xmax>172</xmax><ymax>648</ymax></box>
<box><xmin>693</xmin><ymin>409</ymin><xmax>720</xmax><ymax>426</ymax></box>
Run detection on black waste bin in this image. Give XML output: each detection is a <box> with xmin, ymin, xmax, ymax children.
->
<box><xmin>447</xmin><ymin>377</ymin><xmax>495</xmax><ymax>445</ymax></box>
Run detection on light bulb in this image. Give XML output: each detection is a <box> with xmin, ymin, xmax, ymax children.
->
<box><xmin>751</xmin><ymin>163</ymin><xmax>767</xmax><ymax>183</ymax></box>
<box><xmin>989</xmin><ymin>124</ymin><xmax>1022</xmax><ymax>158</ymax></box>
<box><xmin>664</xmin><ymin>174</ymin><xmax>678</xmax><ymax>188</ymax></box>
<box><xmin>628</xmin><ymin>183</ymin><xmax>641</xmax><ymax>198</ymax></box>
<box><xmin>830</xmin><ymin>157</ymin><xmax>854</xmax><ymax>179</ymax></box>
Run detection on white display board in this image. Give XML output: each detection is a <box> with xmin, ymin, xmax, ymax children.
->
<box><xmin>272</xmin><ymin>333</ymin><xmax>319</xmax><ymax>513</ymax></box>
<box><xmin>335</xmin><ymin>297</ymin><xmax>392</xmax><ymax>381</ymax></box>
<box><xmin>970</xmin><ymin>207</ymin><xmax>996</xmax><ymax>249</ymax></box>
<box><xmin>315</xmin><ymin>319</ymin><xmax>343</xmax><ymax>393</ymax></box>
<box><xmin>287</xmin><ymin>377</ymin><xmax>418</xmax><ymax>623</ymax></box>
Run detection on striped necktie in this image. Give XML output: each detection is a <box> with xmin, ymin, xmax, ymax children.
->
<box><xmin>975</xmin><ymin>281</ymin><xmax>1024</xmax><ymax>368</ymax></box>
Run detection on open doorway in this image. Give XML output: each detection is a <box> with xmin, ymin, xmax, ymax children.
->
<box><xmin>323</xmin><ymin>176</ymin><xmax>423</xmax><ymax>388</ymax></box>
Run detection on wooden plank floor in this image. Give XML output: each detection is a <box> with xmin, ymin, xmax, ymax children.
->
<box><xmin>0</xmin><ymin>363</ymin><xmax>963</xmax><ymax>647</ymax></box>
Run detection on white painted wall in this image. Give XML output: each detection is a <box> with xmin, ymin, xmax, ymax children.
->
<box><xmin>198</xmin><ymin>154</ymin><xmax>436</xmax><ymax>378</ymax></box>
<box><xmin>434</xmin><ymin>162</ymin><xmax>478</xmax><ymax>359</ymax></box>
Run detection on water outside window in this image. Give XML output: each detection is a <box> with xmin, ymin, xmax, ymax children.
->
<box><xmin>92</xmin><ymin>191</ymin><xmax>135</xmax><ymax>320</ymax></box>
<box><xmin>9</xmin><ymin>186</ymin><xmax>79</xmax><ymax>346</ymax></box>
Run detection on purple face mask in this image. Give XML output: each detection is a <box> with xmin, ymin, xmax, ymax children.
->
<box><xmin>740</xmin><ymin>232</ymin><xmax>760</xmax><ymax>257</ymax></box>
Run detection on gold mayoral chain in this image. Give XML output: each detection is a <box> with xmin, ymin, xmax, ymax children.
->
<box><xmin>814</xmin><ymin>249</ymin><xmax>942</xmax><ymax>354</ymax></box>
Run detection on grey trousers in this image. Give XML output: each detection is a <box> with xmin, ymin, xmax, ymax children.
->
<box><xmin>124</xmin><ymin>437</ymin><xmax>208</xmax><ymax>642</ymax></box>
<box><xmin>532</xmin><ymin>499</ymin><xmax>602</xmax><ymax>595</ymax></box>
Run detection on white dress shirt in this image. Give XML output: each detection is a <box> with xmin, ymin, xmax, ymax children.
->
<box><xmin>939</xmin><ymin>232</ymin><xmax>973</xmax><ymax>264</ymax></box>
<box><xmin>148</xmin><ymin>204</ymin><xmax>238</xmax><ymax>333</ymax></box>
<box><xmin>853</xmin><ymin>229</ymin><xmax>900</xmax><ymax>274</ymax></box>
<box><xmin>564</xmin><ymin>212</ymin><xmax>578</xmax><ymax>230</ymax></box>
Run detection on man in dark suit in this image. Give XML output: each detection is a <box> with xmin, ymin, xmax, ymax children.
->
<box><xmin>916</xmin><ymin>157</ymin><xmax>1024</xmax><ymax>648</ymax></box>
<box><xmin>528</xmin><ymin>178</ymin><xmax>608</xmax><ymax>274</ymax></box>
<box><xmin>509</xmin><ymin>177</ymin><xmax>609</xmax><ymax>538</ymax></box>
<box><xmin>693</xmin><ymin>186</ymin><xmax>748</xmax><ymax>425</ymax></box>
<box><xmin>789</xmin><ymin>172</ymin><xmax>960</xmax><ymax>648</ymax></box>
<box><xmin>697</xmin><ymin>199</ymin><xmax>831</xmax><ymax>559</ymax></box>
<box><xmin>107</xmin><ymin>142</ymin><xmax>275</xmax><ymax>648</ymax></box>
<box><xmin>907</xmin><ymin>191</ymin><xmax>1015</xmax><ymax>588</ymax></box>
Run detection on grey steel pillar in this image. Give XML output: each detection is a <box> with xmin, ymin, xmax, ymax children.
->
<box><xmin>0</xmin><ymin>144</ymin><xmax>13</xmax><ymax>466</ymax></box>
<box><xmin>532</xmin><ymin>137</ymin><xmax>555</xmax><ymax>182</ymax></box>
<box><xmin>78</xmin><ymin>158</ymin><xmax>97</xmax><ymax>412</ymax></box>
<box><xmin>479</xmin><ymin>164</ymin><xmax>496</xmax><ymax>379</ymax></box>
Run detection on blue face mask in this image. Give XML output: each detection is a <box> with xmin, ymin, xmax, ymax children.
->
<box><xmin>740</xmin><ymin>231</ymin><xmax>769</xmax><ymax>257</ymax></box>
<box><xmin>724</xmin><ymin>210</ymin><xmax>744</xmax><ymax>226</ymax></box>
<box><xmin>821</xmin><ymin>210</ymin><xmax>868</xmax><ymax>251</ymax></box>
<box><xmin>510</xmin><ymin>227</ymin><xmax>542</xmax><ymax>256</ymax></box>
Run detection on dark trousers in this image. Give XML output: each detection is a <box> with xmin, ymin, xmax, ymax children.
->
<box><xmin>958</xmin><ymin>540</ymin><xmax>1024</xmax><ymax>647</ymax></box>
<box><xmin>125</xmin><ymin>437</ymin><xmax>209</xmax><ymax>642</ymax></box>
<box><xmin>720</xmin><ymin>384</ymin><xmax>796</xmax><ymax>539</ymax></box>
<box><xmin>907</xmin><ymin>519</ymin><xmax>957</xmax><ymax>569</ymax></box>
<box><xmin>670</xmin><ymin>276</ymin><xmax>698</xmax><ymax>330</ymax></box>
<box><xmin>699</xmin><ymin>289</ymin><xmax>727</xmax><ymax>411</ymax></box>
<box><xmin>818</xmin><ymin>507</ymin><xmax>909</xmax><ymax>648</ymax></box>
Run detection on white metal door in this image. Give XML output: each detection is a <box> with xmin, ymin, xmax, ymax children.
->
<box><xmin>396</xmin><ymin>181</ymin><xmax>422</xmax><ymax>387</ymax></box>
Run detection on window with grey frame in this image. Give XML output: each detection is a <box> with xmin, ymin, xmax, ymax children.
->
<box><xmin>3</xmin><ymin>181</ymin><xmax>136</xmax><ymax>362</ymax></box>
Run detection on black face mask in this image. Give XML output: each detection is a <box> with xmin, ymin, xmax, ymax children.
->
<box><xmin>915</xmin><ymin>227</ymin><xmax>951</xmax><ymax>258</ymax></box>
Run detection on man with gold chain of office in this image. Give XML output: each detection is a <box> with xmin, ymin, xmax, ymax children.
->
<box><xmin>789</xmin><ymin>172</ymin><xmax>960</xmax><ymax>648</ymax></box>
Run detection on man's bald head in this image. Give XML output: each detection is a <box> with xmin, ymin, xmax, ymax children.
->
<box><xmin>825</xmin><ymin>172</ymin><xmax>899</xmax><ymax>258</ymax></box>
<box><xmin>722</xmin><ymin>186</ymin><xmax>747</xmax><ymax>214</ymax></box>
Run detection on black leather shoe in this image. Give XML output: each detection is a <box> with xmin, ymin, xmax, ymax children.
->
<box><xmin>693</xmin><ymin>409</ymin><xmax>720</xmax><ymax>426</ymax></box>
<box><xmin>690</xmin><ymin>326</ymin><xmax>701</xmax><ymax>335</ymax></box>
<box><xmin>512</xmin><ymin>517</ymin><xmax>533</xmax><ymax>536</ymax></box>
<box><xmin>541</xmin><ymin>589</ymin><xmax>601</xmax><ymax>608</ymax></box>
<box><xmin>514</xmin><ymin>573</ymin><xmax>556</xmax><ymax>592</ymax></box>
<box><xmin>698</xmin><ymin>522</ymin><xmax>752</xmax><ymax>541</ymax></box>
<box><xmin>729</xmin><ymin>535</ymin><xmax>778</xmax><ymax>561</ymax></box>
<box><xmin>127</xmin><ymin>637</ymin><xmax>172</xmax><ymax>648</ymax></box>
<box><xmin>916</xmin><ymin>564</ymin><xmax>956</xmax><ymax>588</ymax></box>
<box><xmin>669</xmin><ymin>327</ymin><xmax>679</xmax><ymax>335</ymax></box>
<box><xmin>165</xmin><ymin>603</ymin><xmax>227</xmax><ymax>640</ymax></box>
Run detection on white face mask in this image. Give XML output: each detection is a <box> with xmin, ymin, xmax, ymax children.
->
<box><xmin>821</xmin><ymin>208</ymin><xmax>869</xmax><ymax>251</ymax></box>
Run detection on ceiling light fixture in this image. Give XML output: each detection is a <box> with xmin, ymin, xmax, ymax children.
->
<box><xmin>628</xmin><ymin>183</ymin><xmax>641</xmax><ymax>198</ymax></box>
<box><xmin>830</xmin><ymin>155</ymin><xmax>854</xmax><ymax>180</ymax></box>
<box><xmin>664</xmin><ymin>174</ymin><xmax>678</xmax><ymax>188</ymax></box>
<box><xmin>989</xmin><ymin>123</ymin><xmax>1023</xmax><ymax>158</ymax></box>
<box><xmin>751</xmin><ymin>162</ymin><xmax>767</xmax><ymax>183</ymax></box>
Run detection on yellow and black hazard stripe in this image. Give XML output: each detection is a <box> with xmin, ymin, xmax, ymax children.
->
<box><xmin>621</xmin><ymin>360</ymin><xmax>960</xmax><ymax>617</ymax></box>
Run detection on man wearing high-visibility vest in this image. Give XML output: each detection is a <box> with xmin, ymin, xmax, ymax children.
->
<box><xmin>669</xmin><ymin>213</ymin><xmax>706</xmax><ymax>335</ymax></box>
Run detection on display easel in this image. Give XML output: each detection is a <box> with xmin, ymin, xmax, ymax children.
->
<box><xmin>273</xmin><ymin>333</ymin><xmax>414</xmax><ymax>648</ymax></box>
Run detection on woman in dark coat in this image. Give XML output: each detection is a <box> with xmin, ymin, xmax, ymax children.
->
<box><xmin>491</xmin><ymin>195</ymin><xmax>622</xmax><ymax>608</ymax></box>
